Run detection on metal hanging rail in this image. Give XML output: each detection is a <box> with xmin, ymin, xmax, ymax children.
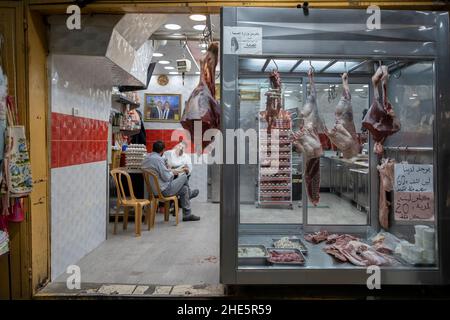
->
<box><xmin>319</xmin><ymin>59</ymin><xmax>338</xmax><ymax>73</ymax></box>
<box><xmin>383</xmin><ymin>146</ymin><xmax>433</xmax><ymax>151</ymax></box>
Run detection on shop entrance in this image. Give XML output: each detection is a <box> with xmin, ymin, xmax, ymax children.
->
<box><xmin>43</xmin><ymin>12</ymin><xmax>223</xmax><ymax>294</ymax></box>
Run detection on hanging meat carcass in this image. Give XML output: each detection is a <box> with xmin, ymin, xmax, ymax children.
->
<box><xmin>377</xmin><ymin>158</ymin><xmax>395</xmax><ymax>229</ymax></box>
<box><xmin>292</xmin><ymin>69</ymin><xmax>324</xmax><ymax>206</ymax></box>
<box><xmin>362</xmin><ymin>65</ymin><xmax>400</xmax><ymax>155</ymax></box>
<box><xmin>181</xmin><ymin>42</ymin><xmax>220</xmax><ymax>152</ymax></box>
<box><xmin>326</xmin><ymin>73</ymin><xmax>360</xmax><ymax>158</ymax></box>
<box><xmin>264</xmin><ymin>70</ymin><xmax>282</xmax><ymax>133</ymax></box>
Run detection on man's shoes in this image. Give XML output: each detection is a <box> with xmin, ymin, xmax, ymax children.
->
<box><xmin>183</xmin><ymin>214</ymin><xmax>200</xmax><ymax>222</ymax></box>
<box><xmin>189</xmin><ymin>189</ymin><xmax>199</xmax><ymax>199</ymax></box>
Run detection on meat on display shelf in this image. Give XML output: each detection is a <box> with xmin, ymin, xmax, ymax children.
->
<box><xmin>260</xmin><ymin>186</ymin><xmax>291</xmax><ymax>191</ymax></box>
<box><xmin>260</xmin><ymin>148</ymin><xmax>292</xmax><ymax>152</ymax></box>
<box><xmin>259</xmin><ymin>139</ymin><xmax>291</xmax><ymax>143</ymax></box>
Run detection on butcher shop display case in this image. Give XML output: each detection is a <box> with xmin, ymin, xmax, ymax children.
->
<box><xmin>220</xmin><ymin>7</ymin><xmax>450</xmax><ymax>285</ymax></box>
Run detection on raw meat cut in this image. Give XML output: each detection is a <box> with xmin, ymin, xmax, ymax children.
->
<box><xmin>268</xmin><ymin>250</ymin><xmax>304</xmax><ymax>263</ymax></box>
<box><xmin>362</xmin><ymin>66</ymin><xmax>400</xmax><ymax>155</ymax></box>
<box><xmin>292</xmin><ymin>69</ymin><xmax>324</xmax><ymax>205</ymax></box>
<box><xmin>264</xmin><ymin>70</ymin><xmax>282</xmax><ymax>133</ymax></box>
<box><xmin>304</xmin><ymin>230</ymin><xmax>329</xmax><ymax>244</ymax></box>
<box><xmin>325</xmin><ymin>73</ymin><xmax>360</xmax><ymax>158</ymax></box>
<box><xmin>324</xmin><ymin>237</ymin><xmax>397</xmax><ymax>266</ymax></box>
<box><xmin>181</xmin><ymin>42</ymin><xmax>220</xmax><ymax>152</ymax></box>
<box><xmin>306</xmin><ymin>231</ymin><xmax>399</xmax><ymax>266</ymax></box>
<box><xmin>377</xmin><ymin>158</ymin><xmax>395</xmax><ymax>229</ymax></box>
<box><xmin>371</xmin><ymin>231</ymin><xmax>402</xmax><ymax>254</ymax></box>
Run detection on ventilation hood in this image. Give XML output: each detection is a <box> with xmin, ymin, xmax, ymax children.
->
<box><xmin>48</xmin><ymin>14</ymin><xmax>167</xmax><ymax>86</ymax></box>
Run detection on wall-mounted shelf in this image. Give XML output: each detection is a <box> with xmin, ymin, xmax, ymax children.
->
<box><xmin>112</xmin><ymin>94</ymin><xmax>140</xmax><ymax>110</ymax></box>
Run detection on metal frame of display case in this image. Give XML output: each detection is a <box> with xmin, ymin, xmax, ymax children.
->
<box><xmin>220</xmin><ymin>7</ymin><xmax>450</xmax><ymax>285</ymax></box>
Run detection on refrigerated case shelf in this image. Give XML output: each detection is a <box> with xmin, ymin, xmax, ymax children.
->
<box><xmin>257</xmin><ymin>113</ymin><xmax>293</xmax><ymax>208</ymax></box>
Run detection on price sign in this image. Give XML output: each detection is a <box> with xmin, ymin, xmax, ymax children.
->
<box><xmin>394</xmin><ymin>192</ymin><xmax>434</xmax><ymax>221</ymax></box>
<box><xmin>394</xmin><ymin>164</ymin><xmax>434</xmax><ymax>221</ymax></box>
<box><xmin>394</xmin><ymin>164</ymin><xmax>433</xmax><ymax>192</ymax></box>
<box><xmin>223</xmin><ymin>27</ymin><xmax>262</xmax><ymax>55</ymax></box>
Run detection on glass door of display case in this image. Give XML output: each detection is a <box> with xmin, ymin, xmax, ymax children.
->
<box><xmin>301</xmin><ymin>77</ymin><xmax>371</xmax><ymax>228</ymax></box>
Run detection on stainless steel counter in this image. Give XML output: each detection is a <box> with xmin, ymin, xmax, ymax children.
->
<box><xmin>238</xmin><ymin>234</ymin><xmax>436</xmax><ymax>271</ymax></box>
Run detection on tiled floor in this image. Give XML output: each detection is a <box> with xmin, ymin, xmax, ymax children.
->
<box><xmin>240</xmin><ymin>192</ymin><xmax>367</xmax><ymax>225</ymax></box>
<box><xmin>54</xmin><ymin>202</ymin><xmax>220</xmax><ymax>286</ymax></box>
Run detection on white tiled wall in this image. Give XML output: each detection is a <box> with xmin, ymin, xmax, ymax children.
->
<box><xmin>50</xmin><ymin>55</ymin><xmax>110</xmax><ymax>280</ymax></box>
<box><xmin>51</xmin><ymin>162</ymin><xmax>107</xmax><ymax>280</ymax></box>
<box><xmin>51</xmin><ymin>55</ymin><xmax>112</xmax><ymax>121</ymax></box>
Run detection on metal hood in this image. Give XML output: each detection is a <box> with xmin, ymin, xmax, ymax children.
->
<box><xmin>48</xmin><ymin>14</ymin><xmax>167</xmax><ymax>86</ymax></box>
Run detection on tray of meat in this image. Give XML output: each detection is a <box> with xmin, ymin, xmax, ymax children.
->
<box><xmin>272</xmin><ymin>237</ymin><xmax>308</xmax><ymax>254</ymax></box>
<box><xmin>267</xmin><ymin>248</ymin><xmax>305</xmax><ymax>266</ymax></box>
<box><xmin>238</xmin><ymin>245</ymin><xmax>269</xmax><ymax>266</ymax></box>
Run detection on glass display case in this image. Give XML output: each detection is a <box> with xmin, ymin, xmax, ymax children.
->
<box><xmin>220</xmin><ymin>7</ymin><xmax>450</xmax><ymax>285</ymax></box>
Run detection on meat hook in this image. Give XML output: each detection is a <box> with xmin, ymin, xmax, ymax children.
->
<box><xmin>308</xmin><ymin>60</ymin><xmax>315</xmax><ymax>73</ymax></box>
<box><xmin>272</xmin><ymin>59</ymin><xmax>279</xmax><ymax>71</ymax></box>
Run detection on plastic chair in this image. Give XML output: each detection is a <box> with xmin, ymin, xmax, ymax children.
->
<box><xmin>142</xmin><ymin>169</ymin><xmax>179</xmax><ymax>226</ymax></box>
<box><xmin>110</xmin><ymin>169</ymin><xmax>151</xmax><ymax>236</ymax></box>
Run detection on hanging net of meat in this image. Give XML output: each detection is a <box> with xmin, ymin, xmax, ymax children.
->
<box><xmin>362</xmin><ymin>66</ymin><xmax>401</xmax><ymax>155</ymax></box>
<box><xmin>325</xmin><ymin>73</ymin><xmax>361</xmax><ymax>158</ymax></box>
<box><xmin>264</xmin><ymin>70</ymin><xmax>282</xmax><ymax>133</ymax></box>
<box><xmin>292</xmin><ymin>69</ymin><xmax>324</xmax><ymax>206</ymax></box>
<box><xmin>181</xmin><ymin>42</ymin><xmax>220</xmax><ymax>152</ymax></box>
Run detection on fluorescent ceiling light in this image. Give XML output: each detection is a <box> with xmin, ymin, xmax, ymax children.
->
<box><xmin>355</xmin><ymin>89</ymin><xmax>364</xmax><ymax>92</ymax></box>
<box><xmin>412</xmin><ymin>93</ymin><xmax>418</xmax><ymax>97</ymax></box>
<box><xmin>409</xmin><ymin>97</ymin><xmax>417</xmax><ymax>100</ymax></box>
<box><xmin>158</xmin><ymin>60</ymin><xmax>170</xmax><ymax>64</ymax></box>
<box><xmin>193</xmin><ymin>25</ymin><xmax>206</xmax><ymax>31</ymax></box>
<box><xmin>169</xmin><ymin>71</ymin><xmax>179</xmax><ymax>75</ymax></box>
<box><xmin>284</xmin><ymin>90</ymin><xmax>293</xmax><ymax>93</ymax></box>
<box><xmin>195</xmin><ymin>71</ymin><xmax>201</xmax><ymax>74</ymax></box>
<box><xmin>164</xmin><ymin>66</ymin><xmax>175</xmax><ymax>70</ymax></box>
<box><xmin>199</xmin><ymin>43</ymin><xmax>207</xmax><ymax>48</ymax></box>
<box><xmin>153</xmin><ymin>52</ymin><xmax>163</xmax><ymax>57</ymax></box>
<box><xmin>284</xmin><ymin>94</ymin><xmax>291</xmax><ymax>97</ymax></box>
<box><xmin>164</xmin><ymin>24</ymin><xmax>181</xmax><ymax>30</ymax></box>
<box><xmin>363</xmin><ymin>85</ymin><xmax>369</xmax><ymax>88</ymax></box>
<box><xmin>190</xmin><ymin>14</ymin><xmax>206</xmax><ymax>21</ymax></box>
<box><xmin>201</xmin><ymin>49</ymin><xmax>207</xmax><ymax>53</ymax></box>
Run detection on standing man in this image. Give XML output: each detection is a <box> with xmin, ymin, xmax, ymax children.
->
<box><xmin>142</xmin><ymin>141</ymin><xmax>200</xmax><ymax>221</ymax></box>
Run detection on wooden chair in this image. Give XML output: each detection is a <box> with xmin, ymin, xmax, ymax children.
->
<box><xmin>110</xmin><ymin>169</ymin><xmax>151</xmax><ymax>236</ymax></box>
<box><xmin>142</xmin><ymin>169</ymin><xmax>179</xmax><ymax>226</ymax></box>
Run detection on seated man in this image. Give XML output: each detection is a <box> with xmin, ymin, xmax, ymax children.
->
<box><xmin>163</xmin><ymin>141</ymin><xmax>192</xmax><ymax>176</ymax></box>
<box><xmin>142</xmin><ymin>140</ymin><xmax>200</xmax><ymax>222</ymax></box>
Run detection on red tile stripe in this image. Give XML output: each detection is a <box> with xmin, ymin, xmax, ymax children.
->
<box><xmin>145</xmin><ymin>129</ymin><xmax>192</xmax><ymax>153</ymax></box>
<box><xmin>51</xmin><ymin>112</ymin><xmax>108</xmax><ymax>168</ymax></box>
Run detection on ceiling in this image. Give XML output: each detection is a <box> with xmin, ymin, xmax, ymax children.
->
<box><xmin>150</xmin><ymin>14</ymin><xmax>220</xmax><ymax>76</ymax></box>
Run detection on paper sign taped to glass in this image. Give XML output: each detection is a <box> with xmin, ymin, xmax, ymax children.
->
<box><xmin>394</xmin><ymin>164</ymin><xmax>434</xmax><ymax>221</ymax></box>
<box><xmin>223</xmin><ymin>27</ymin><xmax>262</xmax><ymax>55</ymax></box>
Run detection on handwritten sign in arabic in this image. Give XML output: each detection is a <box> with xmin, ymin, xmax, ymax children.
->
<box><xmin>394</xmin><ymin>164</ymin><xmax>433</xmax><ymax>192</ymax></box>
<box><xmin>223</xmin><ymin>27</ymin><xmax>262</xmax><ymax>55</ymax></box>
<box><xmin>394</xmin><ymin>192</ymin><xmax>434</xmax><ymax>221</ymax></box>
<box><xmin>394</xmin><ymin>164</ymin><xmax>434</xmax><ymax>221</ymax></box>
